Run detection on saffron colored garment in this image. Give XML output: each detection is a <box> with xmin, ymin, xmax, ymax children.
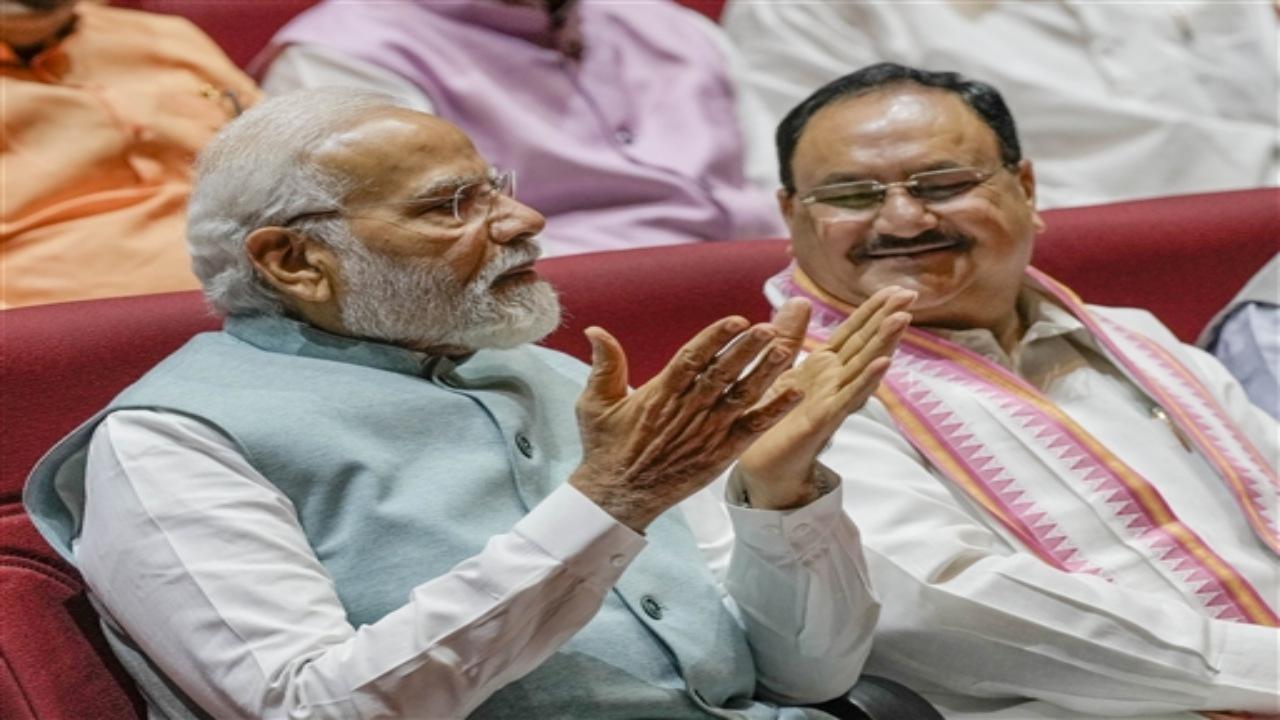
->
<box><xmin>1</xmin><ymin>3</ymin><xmax>259</xmax><ymax>308</ymax></box>
<box><xmin>257</xmin><ymin>0</ymin><xmax>785</xmax><ymax>256</ymax></box>
<box><xmin>723</xmin><ymin>0</ymin><xmax>1280</xmax><ymax>209</ymax></box>
<box><xmin>26</xmin><ymin>315</ymin><xmax>876</xmax><ymax>719</ymax></box>
<box><xmin>764</xmin><ymin>276</ymin><xmax>1280</xmax><ymax>720</ymax></box>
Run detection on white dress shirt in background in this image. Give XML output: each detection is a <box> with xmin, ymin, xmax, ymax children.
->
<box><xmin>723</xmin><ymin>0</ymin><xmax>1280</xmax><ymax>209</ymax></box>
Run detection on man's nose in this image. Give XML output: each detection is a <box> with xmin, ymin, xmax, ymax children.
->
<box><xmin>871</xmin><ymin>187</ymin><xmax>938</xmax><ymax>238</ymax></box>
<box><xmin>486</xmin><ymin>195</ymin><xmax>546</xmax><ymax>245</ymax></box>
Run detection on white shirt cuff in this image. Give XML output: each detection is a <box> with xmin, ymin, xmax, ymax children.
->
<box><xmin>1208</xmin><ymin>617</ymin><xmax>1280</xmax><ymax>713</ymax></box>
<box><xmin>514</xmin><ymin>484</ymin><xmax>647</xmax><ymax>592</ymax></box>
<box><xmin>723</xmin><ymin>474</ymin><xmax>847</xmax><ymax>562</ymax></box>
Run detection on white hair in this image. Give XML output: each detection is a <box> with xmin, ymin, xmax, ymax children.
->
<box><xmin>332</xmin><ymin>221</ymin><xmax>562</xmax><ymax>352</ymax></box>
<box><xmin>185</xmin><ymin>87</ymin><xmax>403</xmax><ymax>316</ymax></box>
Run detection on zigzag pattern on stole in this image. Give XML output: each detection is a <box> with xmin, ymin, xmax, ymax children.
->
<box><xmin>896</xmin><ymin>349</ymin><xmax>1251</xmax><ymax>623</ymax></box>
<box><xmin>889</xmin><ymin>353</ymin><xmax>1101</xmax><ymax>576</ymax></box>
<box><xmin>1100</xmin><ymin>317</ymin><xmax>1279</xmax><ymax>537</ymax></box>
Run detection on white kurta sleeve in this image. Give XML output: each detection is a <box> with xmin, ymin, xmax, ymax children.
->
<box><xmin>74</xmin><ymin>409</ymin><xmax>645</xmax><ymax>720</ymax></box>
<box><xmin>680</xmin><ymin>469</ymin><xmax>879</xmax><ymax>704</ymax></box>
<box><xmin>826</xmin><ymin>402</ymin><xmax>1280</xmax><ymax>717</ymax></box>
<box><xmin>260</xmin><ymin>43</ymin><xmax>436</xmax><ymax>113</ymax></box>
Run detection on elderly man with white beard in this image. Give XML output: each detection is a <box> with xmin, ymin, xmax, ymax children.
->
<box><xmin>23</xmin><ymin>88</ymin><xmax>919</xmax><ymax>720</ymax></box>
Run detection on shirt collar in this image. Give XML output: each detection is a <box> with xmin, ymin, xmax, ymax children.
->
<box><xmin>224</xmin><ymin>313</ymin><xmax>469</xmax><ymax>378</ymax></box>
<box><xmin>929</xmin><ymin>284</ymin><xmax>1094</xmax><ymax>369</ymax></box>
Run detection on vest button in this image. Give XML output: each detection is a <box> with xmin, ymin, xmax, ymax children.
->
<box><xmin>515</xmin><ymin>433</ymin><xmax>534</xmax><ymax>458</ymax></box>
<box><xmin>640</xmin><ymin>595</ymin><xmax>663</xmax><ymax>620</ymax></box>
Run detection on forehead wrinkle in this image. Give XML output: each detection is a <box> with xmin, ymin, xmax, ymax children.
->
<box><xmin>797</xmin><ymin>89</ymin><xmax>999</xmax><ymax>190</ymax></box>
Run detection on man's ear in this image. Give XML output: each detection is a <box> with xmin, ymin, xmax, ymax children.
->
<box><xmin>1016</xmin><ymin>159</ymin><xmax>1047</xmax><ymax>233</ymax></box>
<box><xmin>777</xmin><ymin>187</ymin><xmax>798</xmax><ymax>227</ymax></box>
<box><xmin>244</xmin><ymin>227</ymin><xmax>338</xmax><ymax>305</ymax></box>
<box><xmin>777</xmin><ymin>188</ymin><xmax>803</xmax><ymax>257</ymax></box>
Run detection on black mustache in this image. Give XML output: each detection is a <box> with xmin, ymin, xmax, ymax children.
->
<box><xmin>856</xmin><ymin>229</ymin><xmax>972</xmax><ymax>259</ymax></box>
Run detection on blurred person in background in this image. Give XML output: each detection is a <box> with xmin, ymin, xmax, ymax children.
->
<box><xmin>723</xmin><ymin>1</ymin><xmax>1279</xmax><ymax>209</ymax></box>
<box><xmin>1</xmin><ymin>0</ymin><xmax>258</xmax><ymax>308</ymax></box>
<box><xmin>1200</xmin><ymin>254</ymin><xmax>1280</xmax><ymax>420</ymax></box>
<box><xmin>256</xmin><ymin>0</ymin><xmax>785</xmax><ymax>256</ymax></box>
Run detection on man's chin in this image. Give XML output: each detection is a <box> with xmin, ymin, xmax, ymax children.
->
<box><xmin>449</xmin><ymin>288</ymin><xmax>563</xmax><ymax>352</ymax></box>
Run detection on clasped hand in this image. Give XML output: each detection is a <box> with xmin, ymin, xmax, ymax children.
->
<box><xmin>570</xmin><ymin>286</ymin><xmax>911</xmax><ymax>531</ymax></box>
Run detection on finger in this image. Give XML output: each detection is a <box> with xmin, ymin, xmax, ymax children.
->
<box><xmin>653</xmin><ymin>316</ymin><xmax>750</xmax><ymax>394</ymax></box>
<box><xmin>720</xmin><ymin>337</ymin><xmax>796</xmax><ymax>410</ymax></box>
<box><xmin>837</xmin><ymin>312</ymin><xmax>910</xmax><ymax>391</ymax></box>
<box><xmin>833</xmin><ymin>354</ymin><xmax>894</xmax><ymax>414</ymax></box>
<box><xmin>581</xmin><ymin>326</ymin><xmax>629</xmax><ymax>403</ymax></box>
<box><xmin>734</xmin><ymin>387</ymin><xmax>805</xmax><ymax>437</ymax></box>
<box><xmin>823</xmin><ymin>285</ymin><xmax>901</xmax><ymax>352</ymax></box>
<box><xmin>769</xmin><ymin>298</ymin><xmax>812</xmax><ymax>356</ymax></box>
<box><xmin>683</xmin><ymin>323</ymin><xmax>778</xmax><ymax>402</ymax></box>
<box><xmin>835</xmin><ymin>291</ymin><xmax>915</xmax><ymax>363</ymax></box>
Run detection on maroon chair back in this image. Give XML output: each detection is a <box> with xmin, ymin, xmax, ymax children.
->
<box><xmin>0</xmin><ymin>292</ymin><xmax>217</xmax><ymax>719</ymax></box>
<box><xmin>110</xmin><ymin>0</ymin><xmax>317</xmax><ymax>69</ymax></box>
<box><xmin>1034</xmin><ymin>189</ymin><xmax>1278</xmax><ymax>342</ymax></box>
<box><xmin>1</xmin><ymin>188</ymin><xmax>1274</xmax><ymax>718</ymax></box>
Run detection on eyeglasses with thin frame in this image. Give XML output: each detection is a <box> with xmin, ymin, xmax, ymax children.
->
<box><xmin>282</xmin><ymin>168</ymin><xmax>516</xmax><ymax>230</ymax></box>
<box><xmin>800</xmin><ymin>166</ymin><xmax>1003</xmax><ymax>218</ymax></box>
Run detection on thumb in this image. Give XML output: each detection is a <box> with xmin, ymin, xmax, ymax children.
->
<box><xmin>582</xmin><ymin>326</ymin><xmax>629</xmax><ymax>403</ymax></box>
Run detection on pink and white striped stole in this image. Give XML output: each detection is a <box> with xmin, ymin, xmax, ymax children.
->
<box><xmin>767</xmin><ymin>264</ymin><xmax>1279</xmax><ymax>635</ymax></box>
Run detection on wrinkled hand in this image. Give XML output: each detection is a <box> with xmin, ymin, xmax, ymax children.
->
<box><xmin>737</xmin><ymin>286</ymin><xmax>916</xmax><ymax>510</ymax></box>
<box><xmin>570</xmin><ymin>304</ymin><xmax>812</xmax><ymax>532</ymax></box>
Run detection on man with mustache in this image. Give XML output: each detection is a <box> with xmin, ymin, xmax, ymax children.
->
<box><xmin>24</xmin><ymin>88</ymin><xmax>913</xmax><ymax>719</ymax></box>
<box><xmin>0</xmin><ymin>0</ymin><xmax>258</xmax><ymax>308</ymax></box>
<box><xmin>768</xmin><ymin>63</ymin><xmax>1280</xmax><ymax>720</ymax></box>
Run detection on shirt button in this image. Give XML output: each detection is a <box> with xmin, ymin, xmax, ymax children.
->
<box><xmin>614</xmin><ymin>128</ymin><xmax>634</xmax><ymax>144</ymax></box>
<box><xmin>763</xmin><ymin>525</ymin><xmax>781</xmax><ymax>536</ymax></box>
<box><xmin>609</xmin><ymin>554</ymin><xmax>626</xmax><ymax>567</ymax></box>
<box><xmin>640</xmin><ymin>595</ymin><xmax>663</xmax><ymax>620</ymax></box>
<box><xmin>515</xmin><ymin>433</ymin><xmax>534</xmax><ymax>458</ymax></box>
<box><xmin>794</xmin><ymin>523</ymin><xmax>812</xmax><ymax>536</ymax></box>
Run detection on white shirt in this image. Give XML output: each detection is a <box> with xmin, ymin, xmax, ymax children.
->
<box><xmin>76</xmin><ymin>409</ymin><xmax>877</xmax><ymax>719</ymax></box>
<box><xmin>722</xmin><ymin>0</ymin><xmax>1280</xmax><ymax>209</ymax></box>
<box><xmin>817</xmin><ymin>295</ymin><xmax>1280</xmax><ymax>719</ymax></box>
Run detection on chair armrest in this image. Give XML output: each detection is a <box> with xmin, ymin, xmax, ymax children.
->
<box><xmin>806</xmin><ymin>675</ymin><xmax>945</xmax><ymax>720</ymax></box>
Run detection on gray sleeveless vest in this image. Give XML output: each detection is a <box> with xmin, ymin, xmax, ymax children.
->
<box><xmin>25</xmin><ymin>315</ymin><xmax>815</xmax><ymax>719</ymax></box>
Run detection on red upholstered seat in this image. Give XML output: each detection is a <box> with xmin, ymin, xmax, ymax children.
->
<box><xmin>109</xmin><ymin>0</ymin><xmax>318</xmax><ymax>69</ymax></box>
<box><xmin>1</xmin><ymin>188</ymin><xmax>1274</xmax><ymax>717</ymax></box>
<box><xmin>1031</xmin><ymin>189</ymin><xmax>1278</xmax><ymax>342</ymax></box>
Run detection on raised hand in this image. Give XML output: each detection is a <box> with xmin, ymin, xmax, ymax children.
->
<box><xmin>569</xmin><ymin>306</ymin><xmax>812</xmax><ymax>532</ymax></box>
<box><xmin>736</xmin><ymin>286</ymin><xmax>916</xmax><ymax>510</ymax></box>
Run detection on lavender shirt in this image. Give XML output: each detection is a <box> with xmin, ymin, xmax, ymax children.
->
<box><xmin>263</xmin><ymin>0</ymin><xmax>786</xmax><ymax>255</ymax></box>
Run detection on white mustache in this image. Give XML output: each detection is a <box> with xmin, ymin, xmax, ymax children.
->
<box><xmin>481</xmin><ymin>242</ymin><xmax>542</xmax><ymax>283</ymax></box>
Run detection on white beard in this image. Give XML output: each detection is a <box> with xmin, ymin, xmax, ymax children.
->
<box><xmin>335</xmin><ymin>238</ymin><xmax>562</xmax><ymax>353</ymax></box>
